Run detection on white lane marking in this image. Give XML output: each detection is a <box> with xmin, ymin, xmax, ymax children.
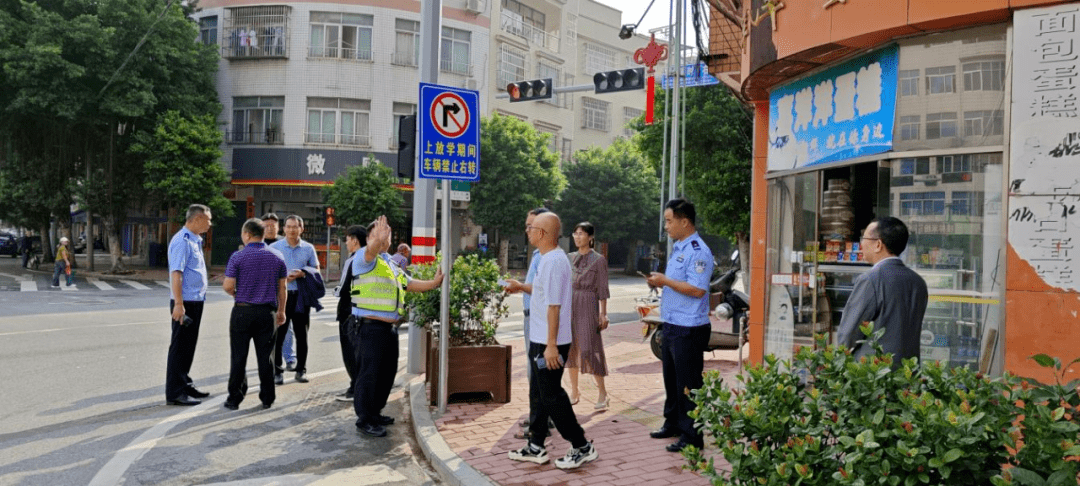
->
<box><xmin>119</xmin><ymin>280</ymin><xmax>151</xmax><ymax>290</ymax></box>
<box><xmin>88</xmin><ymin>278</ymin><xmax>115</xmax><ymax>290</ymax></box>
<box><xmin>156</xmin><ymin>281</ymin><xmax>171</xmax><ymax>288</ymax></box>
<box><xmin>0</xmin><ymin>320</ymin><xmax>158</xmax><ymax>337</ymax></box>
<box><xmin>20</xmin><ymin>280</ymin><xmax>37</xmax><ymax>292</ymax></box>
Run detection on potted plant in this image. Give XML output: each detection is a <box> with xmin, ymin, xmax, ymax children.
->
<box><xmin>406</xmin><ymin>252</ymin><xmax>512</xmax><ymax>403</ymax></box>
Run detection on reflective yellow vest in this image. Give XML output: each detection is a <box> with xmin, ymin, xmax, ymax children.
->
<box><xmin>350</xmin><ymin>256</ymin><xmax>407</xmax><ymax>316</ymax></box>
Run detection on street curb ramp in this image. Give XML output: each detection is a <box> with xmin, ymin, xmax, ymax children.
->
<box><xmin>409</xmin><ymin>379</ymin><xmax>498</xmax><ymax>486</ymax></box>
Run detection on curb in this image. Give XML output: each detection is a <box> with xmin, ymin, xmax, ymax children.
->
<box><xmin>409</xmin><ymin>379</ymin><xmax>499</xmax><ymax>486</ymax></box>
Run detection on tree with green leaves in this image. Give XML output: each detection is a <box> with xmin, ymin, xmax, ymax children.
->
<box><xmin>555</xmin><ymin>138</ymin><xmax>659</xmax><ymax>270</ymax></box>
<box><xmin>633</xmin><ymin>84</ymin><xmax>753</xmax><ymax>271</ymax></box>
<box><xmin>470</xmin><ymin>114</ymin><xmax>565</xmax><ymax>269</ymax></box>
<box><xmin>321</xmin><ymin>161</ymin><xmax>405</xmax><ymax>228</ymax></box>
<box><xmin>134</xmin><ymin>110</ymin><xmax>233</xmax><ymax>222</ymax></box>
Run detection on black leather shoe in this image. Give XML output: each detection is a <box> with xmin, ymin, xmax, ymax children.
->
<box><xmin>223</xmin><ymin>401</ymin><xmax>240</xmax><ymax>410</ymax></box>
<box><xmin>666</xmin><ymin>440</ymin><xmax>691</xmax><ymax>452</ymax></box>
<box><xmin>295</xmin><ymin>371</ymin><xmax>308</xmax><ymax>383</ymax></box>
<box><xmin>357</xmin><ymin>422</ymin><xmax>387</xmax><ymax>437</ymax></box>
<box><xmin>274</xmin><ymin>372</ymin><xmax>284</xmax><ymax>385</ymax></box>
<box><xmin>167</xmin><ymin>395</ymin><xmax>200</xmax><ymax>406</ymax></box>
<box><xmin>377</xmin><ymin>415</ymin><xmax>395</xmax><ymax>426</ymax></box>
<box><xmin>261</xmin><ymin>402</ymin><xmax>272</xmax><ymax>409</ymax></box>
<box><xmin>650</xmin><ymin>426</ymin><xmax>678</xmax><ymax>439</ymax></box>
<box><xmin>185</xmin><ymin>387</ymin><xmax>210</xmax><ymax>398</ymax></box>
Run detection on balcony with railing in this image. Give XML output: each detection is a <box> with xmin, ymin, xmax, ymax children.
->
<box><xmin>439</xmin><ymin>59</ymin><xmax>473</xmax><ymax>76</ymax></box>
<box><xmin>500</xmin><ymin>11</ymin><xmax>560</xmax><ymax>53</ymax></box>
<box><xmin>304</xmin><ymin>132</ymin><xmax>371</xmax><ymax>147</ymax></box>
<box><xmin>222</xmin><ymin>6</ymin><xmax>290</xmax><ymax>60</ymax></box>
<box><xmin>308</xmin><ymin>46</ymin><xmax>374</xmax><ymax>62</ymax></box>
<box><xmin>226</xmin><ymin>129</ymin><xmax>284</xmax><ymax>144</ymax></box>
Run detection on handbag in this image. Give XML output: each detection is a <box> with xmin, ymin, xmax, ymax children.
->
<box><xmin>64</xmin><ymin>263</ymin><xmax>72</xmax><ymax>276</ymax></box>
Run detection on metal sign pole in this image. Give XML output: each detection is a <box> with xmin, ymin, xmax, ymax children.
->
<box><xmin>438</xmin><ymin>183</ymin><xmax>451</xmax><ymax>415</ymax></box>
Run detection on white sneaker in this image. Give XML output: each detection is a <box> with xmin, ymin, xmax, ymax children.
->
<box><xmin>508</xmin><ymin>442</ymin><xmax>549</xmax><ymax>464</ymax></box>
<box><xmin>554</xmin><ymin>441</ymin><xmax>598</xmax><ymax>469</ymax></box>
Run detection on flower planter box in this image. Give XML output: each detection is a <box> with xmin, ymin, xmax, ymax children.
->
<box><xmin>426</xmin><ymin>335</ymin><xmax>512</xmax><ymax>405</ymax></box>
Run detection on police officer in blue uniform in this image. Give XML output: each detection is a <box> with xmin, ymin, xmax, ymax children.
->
<box><xmin>645</xmin><ymin>198</ymin><xmax>713</xmax><ymax>453</ymax></box>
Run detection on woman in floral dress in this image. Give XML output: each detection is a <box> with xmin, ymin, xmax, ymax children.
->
<box><xmin>565</xmin><ymin>222</ymin><xmax>611</xmax><ymax>410</ymax></box>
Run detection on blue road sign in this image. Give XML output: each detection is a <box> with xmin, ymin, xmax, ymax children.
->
<box><xmin>660</xmin><ymin>62</ymin><xmax>720</xmax><ymax>89</ymax></box>
<box><xmin>418</xmin><ymin>83</ymin><xmax>480</xmax><ymax>181</ymax></box>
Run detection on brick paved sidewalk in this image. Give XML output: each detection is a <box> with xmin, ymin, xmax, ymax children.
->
<box><xmin>431</xmin><ymin>322</ymin><xmax>742</xmax><ymax>486</ymax></box>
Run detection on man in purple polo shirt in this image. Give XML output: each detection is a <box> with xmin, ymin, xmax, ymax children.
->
<box><xmin>222</xmin><ymin>218</ymin><xmax>288</xmax><ymax>410</ymax></box>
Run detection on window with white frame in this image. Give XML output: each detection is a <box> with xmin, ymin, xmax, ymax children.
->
<box><xmin>536</xmin><ymin>61</ymin><xmax>565</xmax><ymax>107</ymax></box>
<box><xmin>392</xmin><ymin>102</ymin><xmax>416</xmax><ymax>149</ymax></box>
<box><xmin>306</xmin><ymin>97</ymin><xmax>370</xmax><ymax>146</ymax></box>
<box><xmin>231</xmin><ymin>96</ymin><xmax>284</xmax><ymax>144</ymax></box>
<box><xmin>899</xmin><ymin>115</ymin><xmax>920</xmax><ymax>140</ymax></box>
<box><xmin>963</xmin><ymin>110</ymin><xmax>1003</xmax><ymax>137</ymax></box>
<box><xmin>584</xmin><ymin>43</ymin><xmax>617</xmax><ymax>74</ymax></box>
<box><xmin>309</xmin><ymin>12</ymin><xmax>373</xmax><ymax>61</ymax></box>
<box><xmin>899</xmin><ymin>69</ymin><xmax>919</xmax><ymax>96</ymax></box>
<box><xmin>963</xmin><ymin>60</ymin><xmax>1004</xmax><ymax>91</ymax></box>
<box><xmin>899</xmin><ymin>191</ymin><xmax>946</xmax><ymax>216</ymax></box>
<box><xmin>440</xmin><ymin>27</ymin><xmax>472</xmax><ymax>75</ymax></box>
<box><xmin>393</xmin><ymin>19</ymin><xmax>420</xmax><ymax>66</ymax></box>
<box><xmin>582</xmin><ymin>98</ymin><xmax>610</xmax><ymax>131</ymax></box>
<box><xmin>498</xmin><ymin>44</ymin><xmax>526</xmax><ymax>90</ymax></box>
<box><xmin>199</xmin><ymin>17</ymin><xmax>218</xmax><ymax>45</ymax></box>
<box><xmin>224</xmin><ymin>6</ymin><xmax>289</xmax><ymax>58</ymax></box>
<box><xmin>926</xmin><ymin>112</ymin><xmax>957</xmax><ymax>139</ymax></box>
<box><xmin>623</xmin><ymin>107</ymin><xmax>643</xmax><ymax>137</ymax></box>
<box><xmin>925</xmin><ymin>66</ymin><xmax>955</xmax><ymax>94</ymax></box>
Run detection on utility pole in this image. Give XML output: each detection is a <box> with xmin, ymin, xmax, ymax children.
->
<box><xmin>666</xmin><ymin>0</ymin><xmax>683</xmax><ymax>257</ymax></box>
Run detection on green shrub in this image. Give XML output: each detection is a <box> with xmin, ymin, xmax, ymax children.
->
<box><xmin>405</xmin><ymin>252</ymin><xmax>509</xmax><ymax>346</ymax></box>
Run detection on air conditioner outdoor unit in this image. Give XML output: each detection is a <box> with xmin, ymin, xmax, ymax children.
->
<box><xmin>465</xmin><ymin>0</ymin><xmax>482</xmax><ymax>13</ymax></box>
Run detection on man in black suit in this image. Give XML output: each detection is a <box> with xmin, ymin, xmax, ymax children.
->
<box><xmin>837</xmin><ymin>217</ymin><xmax>928</xmax><ymax>366</ymax></box>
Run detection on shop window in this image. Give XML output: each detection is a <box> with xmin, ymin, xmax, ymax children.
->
<box><xmin>899</xmin><ymin>69</ymin><xmax>919</xmax><ymax>97</ymax></box>
<box><xmin>963</xmin><ymin>110</ymin><xmax>1004</xmax><ymax>137</ymax></box>
<box><xmin>900</xmin><ymin>191</ymin><xmax>946</xmax><ymax>216</ymax></box>
<box><xmin>309</xmin><ymin>12</ymin><xmax>373</xmax><ymax>61</ymax></box>
<box><xmin>925</xmin><ymin>66</ymin><xmax>956</xmax><ymax>94</ymax></box>
<box><xmin>393</xmin><ymin>19</ymin><xmax>420</xmax><ymax>66</ymax></box>
<box><xmin>899</xmin><ymin>157</ymin><xmax>931</xmax><ymax>175</ymax></box>
<box><xmin>963</xmin><ymin>60</ymin><xmax>1004</xmax><ymax>91</ymax></box>
<box><xmin>899</xmin><ymin>115</ymin><xmax>920</xmax><ymax>140</ymax></box>
<box><xmin>497</xmin><ymin>44</ymin><xmax>525</xmax><ymax>90</ymax></box>
<box><xmin>926</xmin><ymin>112</ymin><xmax>957</xmax><ymax>139</ymax></box>
<box><xmin>582</xmin><ymin>98</ymin><xmax>610</xmax><ymax>131</ymax></box>
<box><xmin>441</xmin><ymin>27</ymin><xmax>472</xmax><ymax>75</ymax></box>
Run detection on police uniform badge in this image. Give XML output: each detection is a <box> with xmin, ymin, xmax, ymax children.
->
<box><xmin>694</xmin><ymin>260</ymin><xmax>706</xmax><ymax>274</ymax></box>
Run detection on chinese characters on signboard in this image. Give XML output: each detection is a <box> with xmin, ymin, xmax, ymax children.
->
<box><xmin>767</xmin><ymin>45</ymin><xmax>898</xmax><ymax>171</ymax></box>
<box><xmin>421</xmin><ymin>141</ymin><xmax>479</xmax><ymax>178</ymax></box>
<box><xmin>1009</xmin><ymin>4</ymin><xmax>1079</xmax><ymax>291</ymax></box>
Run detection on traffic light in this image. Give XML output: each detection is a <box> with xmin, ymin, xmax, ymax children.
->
<box><xmin>397</xmin><ymin>115</ymin><xmax>416</xmax><ymax>179</ymax></box>
<box><xmin>324</xmin><ymin>207</ymin><xmax>335</xmax><ymax>227</ymax></box>
<box><xmin>507</xmin><ymin>78</ymin><xmax>553</xmax><ymax>102</ymax></box>
<box><xmin>593</xmin><ymin>68</ymin><xmax>645</xmax><ymax>94</ymax></box>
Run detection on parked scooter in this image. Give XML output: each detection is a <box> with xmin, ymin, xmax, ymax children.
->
<box><xmin>637</xmin><ymin>251</ymin><xmax>750</xmax><ymax>368</ymax></box>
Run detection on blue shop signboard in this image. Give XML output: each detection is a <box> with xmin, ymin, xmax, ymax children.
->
<box><xmin>767</xmin><ymin>45</ymin><xmax>898</xmax><ymax>171</ymax></box>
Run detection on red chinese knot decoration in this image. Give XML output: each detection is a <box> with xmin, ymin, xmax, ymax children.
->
<box><xmin>634</xmin><ymin>34</ymin><xmax>669</xmax><ymax>125</ymax></box>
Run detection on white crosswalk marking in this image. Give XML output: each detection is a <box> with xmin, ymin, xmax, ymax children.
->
<box><xmin>119</xmin><ymin>280</ymin><xmax>151</xmax><ymax>290</ymax></box>
<box><xmin>20</xmin><ymin>280</ymin><xmax>37</xmax><ymax>292</ymax></box>
<box><xmin>88</xmin><ymin>278</ymin><xmax>115</xmax><ymax>290</ymax></box>
<box><xmin>156</xmin><ymin>281</ymin><xmax>170</xmax><ymax>288</ymax></box>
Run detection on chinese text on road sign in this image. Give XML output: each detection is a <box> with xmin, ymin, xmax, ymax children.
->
<box><xmin>418</xmin><ymin>83</ymin><xmax>480</xmax><ymax>181</ymax></box>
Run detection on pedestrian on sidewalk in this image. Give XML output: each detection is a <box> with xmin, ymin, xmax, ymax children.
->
<box><xmin>504</xmin><ymin>207</ymin><xmax>550</xmax><ymax>438</ymax></box>
<box><xmin>645</xmin><ymin>198</ymin><xmax>713</xmax><ymax>453</ymax></box>
<box><xmin>837</xmin><ymin>217</ymin><xmax>927</xmax><ymax>366</ymax></box>
<box><xmin>19</xmin><ymin>232</ymin><xmax>32</xmax><ymax>269</ymax></box>
<box><xmin>270</xmin><ymin>215</ymin><xmax>320</xmax><ymax>385</ymax></box>
<box><xmin>221</xmin><ymin>218</ymin><xmax>288</xmax><ymax>410</ymax></box>
<box><xmin>333</xmin><ymin>224</ymin><xmax>365</xmax><ymax>403</ymax></box>
<box><xmin>507</xmin><ymin>211</ymin><xmax>599</xmax><ymax>470</ymax></box>
<box><xmin>565</xmin><ymin>222</ymin><xmax>611</xmax><ymax>411</ymax></box>
<box><xmin>165</xmin><ymin>204</ymin><xmax>213</xmax><ymax>406</ymax></box>
<box><xmin>389</xmin><ymin>243</ymin><xmax>411</xmax><ymax>274</ymax></box>
<box><xmin>349</xmin><ymin>216</ymin><xmax>443</xmax><ymax>438</ymax></box>
<box><xmin>262</xmin><ymin>212</ymin><xmax>297</xmax><ymax>372</ymax></box>
<box><xmin>51</xmin><ymin>237</ymin><xmax>74</xmax><ymax>287</ymax></box>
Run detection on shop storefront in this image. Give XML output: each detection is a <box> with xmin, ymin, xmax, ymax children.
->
<box><xmin>737</xmin><ymin>1</ymin><xmax>1080</xmax><ymax>381</ymax></box>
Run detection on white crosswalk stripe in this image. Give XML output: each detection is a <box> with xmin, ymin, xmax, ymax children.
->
<box><xmin>156</xmin><ymin>281</ymin><xmax>171</xmax><ymax>288</ymax></box>
<box><xmin>20</xmin><ymin>280</ymin><xmax>37</xmax><ymax>292</ymax></box>
<box><xmin>119</xmin><ymin>280</ymin><xmax>151</xmax><ymax>290</ymax></box>
<box><xmin>87</xmin><ymin>278</ymin><xmax>115</xmax><ymax>290</ymax></box>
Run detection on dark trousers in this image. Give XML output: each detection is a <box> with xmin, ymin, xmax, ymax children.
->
<box><xmin>166</xmin><ymin>300</ymin><xmax>204</xmax><ymax>400</ymax></box>
<box><xmin>523</xmin><ymin>311</ymin><xmax>538</xmax><ymax>426</ymax></box>
<box><xmin>274</xmin><ymin>291</ymin><xmax>310</xmax><ymax>373</ymax></box>
<box><xmin>339</xmin><ymin>317</ymin><xmax>357</xmax><ymax>393</ymax></box>
<box><xmin>52</xmin><ymin>260</ymin><xmax>72</xmax><ymax>286</ymax></box>
<box><xmin>527</xmin><ymin>342</ymin><xmax>587</xmax><ymax>449</ymax></box>
<box><xmin>227</xmin><ymin>305</ymin><xmax>277</xmax><ymax>406</ymax></box>
<box><xmin>352</xmin><ymin>317</ymin><xmax>398</xmax><ymax>426</ymax></box>
<box><xmin>661</xmin><ymin>323</ymin><xmax>709</xmax><ymax>446</ymax></box>
<box><xmin>21</xmin><ymin>250</ymin><xmax>29</xmax><ymax>268</ymax></box>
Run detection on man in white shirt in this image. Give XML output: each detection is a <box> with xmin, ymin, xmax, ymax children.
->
<box><xmin>507</xmin><ymin>212</ymin><xmax>598</xmax><ymax>470</ymax></box>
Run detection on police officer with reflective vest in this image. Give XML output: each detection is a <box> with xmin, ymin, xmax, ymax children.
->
<box><xmin>645</xmin><ymin>198</ymin><xmax>714</xmax><ymax>453</ymax></box>
<box><xmin>350</xmin><ymin>215</ymin><xmax>443</xmax><ymax>437</ymax></box>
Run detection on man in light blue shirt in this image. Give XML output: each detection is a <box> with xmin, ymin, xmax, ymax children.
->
<box><xmin>270</xmin><ymin>215</ymin><xmax>320</xmax><ymax>384</ymax></box>
<box><xmin>505</xmin><ymin>207</ymin><xmax>549</xmax><ymax>437</ymax></box>
<box><xmin>645</xmin><ymin>198</ymin><xmax>713</xmax><ymax>453</ymax></box>
<box><xmin>165</xmin><ymin>204</ymin><xmax>213</xmax><ymax>406</ymax></box>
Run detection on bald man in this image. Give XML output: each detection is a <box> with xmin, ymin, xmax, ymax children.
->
<box><xmin>507</xmin><ymin>212</ymin><xmax>598</xmax><ymax>470</ymax></box>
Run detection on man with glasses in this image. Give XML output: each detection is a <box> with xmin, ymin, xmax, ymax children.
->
<box><xmin>165</xmin><ymin>204</ymin><xmax>213</xmax><ymax>406</ymax></box>
<box><xmin>837</xmin><ymin>217</ymin><xmax>927</xmax><ymax>366</ymax></box>
<box><xmin>645</xmin><ymin>197</ymin><xmax>713</xmax><ymax>453</ymax></box>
